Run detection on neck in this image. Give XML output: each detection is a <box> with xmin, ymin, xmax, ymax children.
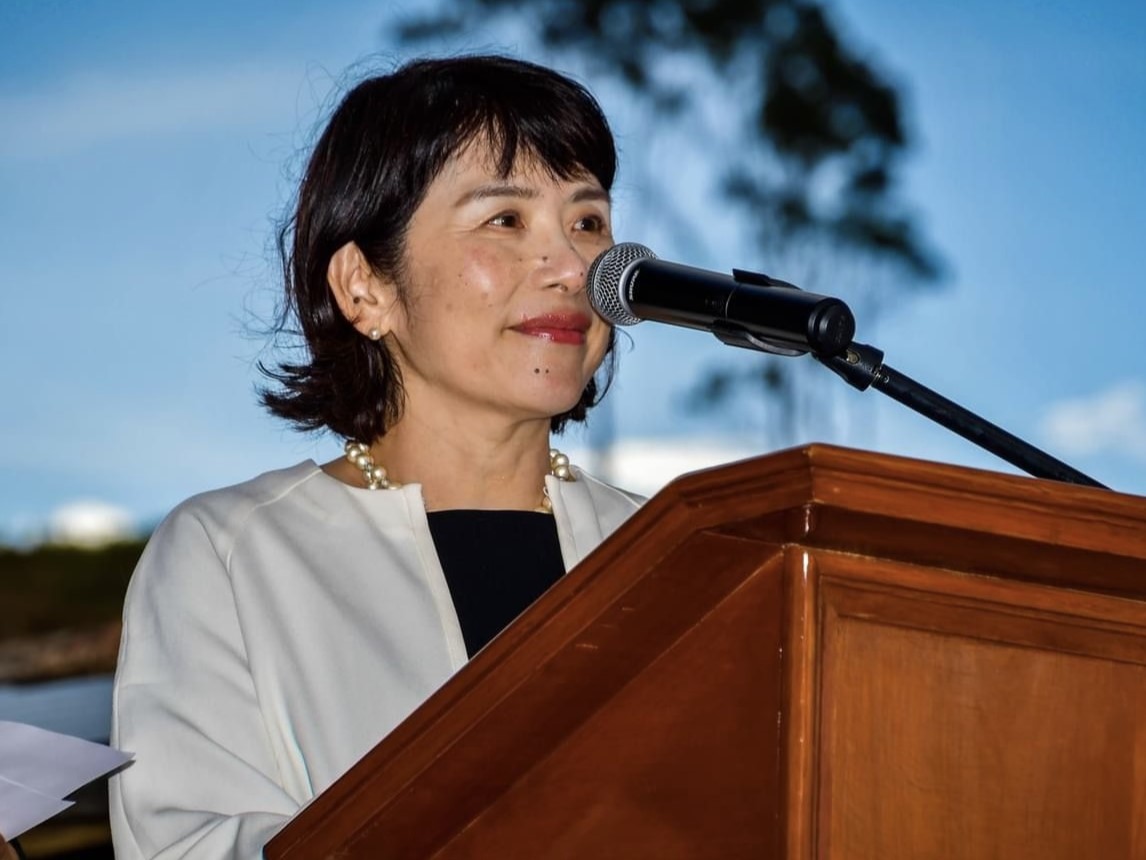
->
<box><xmin>360</xmin><ymin>411</ymin><xmax>555</xmax><ymax>512</ymax></box>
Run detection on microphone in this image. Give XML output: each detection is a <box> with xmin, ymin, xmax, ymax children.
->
<box><xmin>587</xmin><ymin>242</ymin><xmax>856</xmax><ymax>357</ymax></box>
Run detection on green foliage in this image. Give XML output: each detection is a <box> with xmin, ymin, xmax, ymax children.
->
<box><xmin>0</xmin><ymin>540</ymin><xmax>145</xmax><ymax>640</ymax></box>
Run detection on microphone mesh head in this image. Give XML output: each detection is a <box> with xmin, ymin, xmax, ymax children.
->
<box><xmin>587</xmin><ymin>242</ymin><xmax>657</xmax><ymax>326</ymax></box>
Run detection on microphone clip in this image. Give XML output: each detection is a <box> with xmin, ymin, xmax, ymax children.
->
<box><xmin>712</xmin><ymin>268</ymin><xmax>834</xmax><ymax>357</ymax></box>
<box><xmin>709</xmin><ymin>320</ymin><xmax>808</xmax><ymax>357</ymax></box>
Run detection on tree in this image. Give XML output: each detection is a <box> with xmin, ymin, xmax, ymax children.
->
<box><xmin>392</xmin><ymin>0</ymin><xmax>943</xmax><ymax>452</ymax></box>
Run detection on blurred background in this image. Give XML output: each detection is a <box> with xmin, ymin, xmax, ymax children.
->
<box><xmin>2</xmin><ymin>0</ymin><xmax>1144</xmax><ymax>855</ymax></box>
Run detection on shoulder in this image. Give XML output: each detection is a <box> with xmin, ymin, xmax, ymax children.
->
<box><xmin>146</xmin><ymin>461</ymin><xmax>326</xmax><ymax>568</ymax></box>
<box><xmin>563</xmin><ymin>467</ymin><xmax>646</xmax><ymax>543</ymax></box>
<box><xmin>174</xmin><ymin>460</ymin><xmax>325</xmax><ymax>520</ymax></box>
<box><xmin>574</xmin><ymin>468</ymin><xmax>646</xmax><ymax>511</ymax></box>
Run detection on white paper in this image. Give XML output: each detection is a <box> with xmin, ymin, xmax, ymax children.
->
<box><xmin>0</xmin><ymin>721</ymin><xmax>132</xmax><ymax>839</ymax></box>
<box><xmin>0</xmin><ymin>775</ymin><xmax>72</xmax><ymax>841</ymax></box>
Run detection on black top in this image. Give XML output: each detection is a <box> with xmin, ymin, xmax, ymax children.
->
<box><xmin>427</xmin><ymin>510</ymin><xmax>566</xmax><ymax>657</ymax></box>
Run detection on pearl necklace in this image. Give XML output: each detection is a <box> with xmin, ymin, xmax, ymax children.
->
<box><xmin>343</xmin><ymin>440</ymin><xmax>575</xmax><ymax>513</ymax></box>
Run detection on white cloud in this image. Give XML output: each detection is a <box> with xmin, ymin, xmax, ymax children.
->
<box><xmin>1040</xmin><ymin>380</ymin><xmax>1146</xmax><ymax>461</ymax></box>
<box><xmin>0</xmin><ymin>62</ymin><xmax>307</xmax><ymax>160</ymax></box>
<box><xmin>48</xmin><ymin>500</ymin><xmax>139</xmax><ymax>547</ymax></box>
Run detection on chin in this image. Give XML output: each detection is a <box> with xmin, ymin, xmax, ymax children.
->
<box><xmin>516</xmin><ymin>380</ymin><xmax>589</xmax><ymax>421</ymax></box>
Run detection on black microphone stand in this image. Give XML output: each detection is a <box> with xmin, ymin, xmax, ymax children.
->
<box><xmin>807</xmin><ymin>340</ymin><xmax>1108</xmax><ymax>489</ymax></box>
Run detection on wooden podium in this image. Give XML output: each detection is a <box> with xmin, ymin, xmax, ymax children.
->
<box><xmin>266</xmin><ymin>445</ymin><xmax>1146</xmax><ymax>859</ymax></box>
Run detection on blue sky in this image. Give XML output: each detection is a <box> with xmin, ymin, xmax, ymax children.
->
<box><xmin>2</xmin><ymin>0</ymin><xmax>1144</xmax><ymax>542</ymax></box>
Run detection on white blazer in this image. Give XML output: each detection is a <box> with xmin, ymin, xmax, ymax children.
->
<box><xmin>110</xmin><ymin>461</ymin><xmax>642</xmax><ymax>860</ymax></box>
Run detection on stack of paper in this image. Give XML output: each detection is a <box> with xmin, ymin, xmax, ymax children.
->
<box><xmin>0</xmin><ymin>721</ymin><xmax>132</xmax><ymax>839</ymax></box>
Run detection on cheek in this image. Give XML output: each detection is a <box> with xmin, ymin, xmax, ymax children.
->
<box><xmin>458</xmin><ymin>246</ymin><xmax>518</xmax><ymax>307</ymax></box>
<box><xmin>585</xmin><ymin>323</ymin><xmax>612</xmax><ymax>373</ymax></box>
<box><xmin>404</xmin><ymin>247</ymin><xmax>507</xmax><ymax>333</ymax></box>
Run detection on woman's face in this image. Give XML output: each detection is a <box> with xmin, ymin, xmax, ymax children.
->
<box><xmin>380</xmin><ymin>143</ymin><xmax>614</xmax><ymax>430</ymax></box>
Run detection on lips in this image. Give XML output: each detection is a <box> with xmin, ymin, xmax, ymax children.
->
<box><xmin>511</xmin><ymin>312</ymin><xmax>592</xmax><ymax>345</ymax></box>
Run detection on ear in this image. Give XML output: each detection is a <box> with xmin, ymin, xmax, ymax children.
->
<box><xmin>327</xmin><ymin>242</ymin><xmax>401</xmax><ymax>340</ymax></box>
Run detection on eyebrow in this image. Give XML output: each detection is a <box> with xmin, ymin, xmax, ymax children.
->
<box><xmin>455</xmin><ymin>183</ymin><xmax>611</xmax><ymax>207</ymax></box>
<box><xmin>571</xmin><ymin>187</ymin><xmax>612</xmax><ymax>205</ymax></box>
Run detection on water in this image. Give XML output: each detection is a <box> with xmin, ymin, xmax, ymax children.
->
<box><xmin>0</xmin><ymin>675</ymin><xmax>113</xmax><ymax>742</ymax></box>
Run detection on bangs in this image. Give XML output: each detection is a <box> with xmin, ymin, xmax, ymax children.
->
<box><xmin>472</xmin><ymin>95</ymin><xmax>616</xmax><ymax>187</ymax></box>
<box><xmin>412</xmin><ymin>56</ymin><xmax>616</xmax><ymax>191</ymax></box>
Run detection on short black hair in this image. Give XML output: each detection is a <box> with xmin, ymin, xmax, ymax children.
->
<box><xmin>260</xmin><ymin>55</ymin><xmax>618</xmax><ymax>442</ymax></box>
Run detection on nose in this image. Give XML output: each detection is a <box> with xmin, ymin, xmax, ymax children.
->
<box><xmin>537</xmin><ymin>234</ymin><xmax>589</xmax><ymax>294</ymax></box>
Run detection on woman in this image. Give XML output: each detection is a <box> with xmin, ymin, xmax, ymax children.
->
<box><xmin>109</xmin><ymin>55</ymin><xmax>641</xmax><ymax>858</ymax></box>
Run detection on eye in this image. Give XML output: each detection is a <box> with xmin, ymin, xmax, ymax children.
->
<box><xmin>487</xmin><ymin>212</ymin><xmax>522</xmax><ymax>228</ymax></box>
<box><xmin>573</xmin><ymin>214</ymin><xmax>609</xmax><ymax>233</ymax></box>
